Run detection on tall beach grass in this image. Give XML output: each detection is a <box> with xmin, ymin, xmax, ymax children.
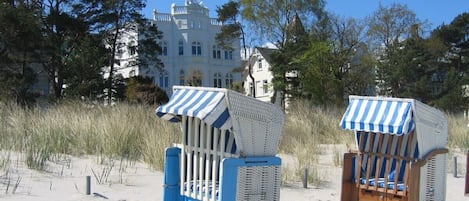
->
<box><xmin>0</xmin><ymin>101</ymin><xmax>180</xmax><ymax>171</ymax></box>
<box><xmin>278</xmin><ymin>100</ymin><xmax>354</xmax><ymax>186</ymax></box>
<box><xmin>1</xmin><ymin>100</ymin><xmax>468</xmax><ymax>185</ymax></box>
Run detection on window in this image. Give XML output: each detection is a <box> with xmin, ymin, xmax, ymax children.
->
<box><xmin>224</xmin><ymin>50</ymin><xmax>233</xmax><ymax>60</ymax></box>
<box><xmin>178</xmin><ymin>40</ymin><xmax>184</xmax><ymax>55</ymax></box>
<box><xmin>159</xmin><ymin>71</ymin><xmax>169</xmax><ymax>88</ymax></box>
<box><xmin>249</xmin><ymin>82</ymin><xmax>253</xmax><ymax>96</ymax></box>
<box><xmin>177</xmin><ymin>20</ymin><xmax>182</xmax><ymax>28</ymax></box>
<box><xmin>116</xmin><ymin>48</ymin><xmax>124</xmax><ymax>57</ymax></box>
<box><xmin>256</xmin><ymin>81</ymin><xmax>262</xmax><ymax>95</ymax></box>
<box><xmin>263</xmin><ymin>80</ymin><xmax>269</xmax><ymax>94</ymax></box>
<box><xmin>128</xmin><ymin>41</ymin><xmax>136</xmax><ymax>55</ymax></box>
<box><xmin>214</xmin><ymin>73</ymin><xmax>222</xmax><ymax>88</ymax></box>
<box><xmin>179</xmin><ymin>70</ymin><xmax>185</xmax><ymax>85</ymax></box>
<box><xmin>192</xmin><ymin>41</ymin><xmax>202</xmax><ymax>56</ymax></box>
<box><xmin>159</xmin><ymin>41</ymin><xmax>168</xmax><ymax>56</ymax></box>
<box><xmin>212</xmin><ymin>45</ymin><xmax>221</xmax><ymax>59</ymax></box>
<box><xmin>129</xmin><ymin>46</ymin><xmax>136</xmax><ymax>55</ymax></box>
<box><xmin>225</xmin><ymin>73</ymin><xmax>233</xmax><ymax>88</ymax></box>
<box><xmin>258</xmin><ymin>58</ymin><xmax>263</xmax><ymax>70</ymax></box>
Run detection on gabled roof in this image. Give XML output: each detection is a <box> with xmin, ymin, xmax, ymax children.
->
<box><xmin>256</xmin><ymin>47</ymin><xmax>276</xmax><ymax>64</ymax></box>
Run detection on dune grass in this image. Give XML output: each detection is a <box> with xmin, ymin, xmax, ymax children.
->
<box><xmin>447</xmin><ymin>114</ymin><xmax>469</xmax><ymax>150</ymax></box>
<box><xmin>0</xmin><ymin>100</ymin><xmax>468</xmax><ymax>186</ymax></box>
<box><xmin>0</xmin><ymin>101</ymin><xmax>180</xmax><ymax>171</ymax></box>
<box><xmin>278</xmin><ymin>100</ymin><xmax>354</xmax><ymax>185</ymax></box>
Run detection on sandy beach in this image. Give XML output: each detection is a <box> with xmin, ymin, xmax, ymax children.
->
<box><xmin>0</xmin><ymin>148</ymin><xmax>467</xmax><ymax>201</ymax></box>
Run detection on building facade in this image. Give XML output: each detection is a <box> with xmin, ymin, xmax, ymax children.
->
<box><xmin>243</xmin><ymin>47</ymin><xmax>277</xmax><ymax>103</ymax></box>
<box><xmin>113</xmin><ymin>0</ymin><xmax>241</xmax><ymax>95</ymax></box>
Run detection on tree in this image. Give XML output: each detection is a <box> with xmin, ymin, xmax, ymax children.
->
<box><xmin>366</xmin><ymin>3</ymin><xmax>425</xmax><ymax>96</ymax></box>
<box><xmin>328</xmin><ymin>14</ymin><xmax>374</xmax><ymax>104</ymax></box>
<box><xmin>216</xmin><ymin>1</ymin><xmax>243</xmax><ymax>50</ymax></box>
<box><xmin>388</xmin><ymin>28</ymin><xmax>440</xmax><ymax>102</ymax></box>
<box><xmin>136</xmin><ymin>20</ymin><xmax>164</xmax><ymax>70</ymax></box>
<box><xmin>0</xmin><ymin>2</ymin><xmax>42</xmax><ymax>105</ymax></box>
<box><xmin>73</xmin><ymin>0</ymin><xmax>147</xmax><ymax>104</ymax></box>
<box><xmin>429</xmin><ymin>13</ymin><xmax>469</xmax><ymax>112</ymax></box>
<box><xmin>215</xmin><ymin>1</ymin><xmax>255</xmax><ymax>96</ymax></box>
<box><xmin>269</xmin><ymin>13</ymin><xmax>310</xmax><ymax>106</ymax></box>
<box><xmin>62</xmin><ymin>34</ymin><xmax>107</xmax><ymax>100</ymax></box>
<box><xmin>240</xmin><ymin>0</ymin><xmax>326</xmax><ymax>48</ymax></box>
<box><xmin>294</xmin><ymin>41</ymin><xmax>337</xmax><ymax>105</ymax></box>
<box><xmin>36</xmin><ymin>0</ymin><xmax>90</xmax><ymax>100</ymax></box>
<box><xmin>125</xmin><ymin>76</ymin><xmax>168</xmax><ymax>105</ymax></box>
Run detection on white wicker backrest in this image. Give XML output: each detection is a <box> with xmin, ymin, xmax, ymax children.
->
<box><xmin>226</xmin><ymin>90</ymin><xmax>284</xmax><ymax>156</ymax></box>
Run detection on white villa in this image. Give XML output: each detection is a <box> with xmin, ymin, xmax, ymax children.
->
<box><xmin>113</xmin><ymin>0</ymin><xmax>241</xmax><ymax>95</ymax></box>
<box><xmin>243</xmin><ymin>47</ymin><xmax>277</xmax><ymax>103</ymax></box>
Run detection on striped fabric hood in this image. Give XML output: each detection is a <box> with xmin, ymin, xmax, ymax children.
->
<box><xmin>340</xmin><ymin>96</ymin><xmax>415</xmax><ymax>135</ymax></box>
<box><xmin>156</xmin><ymin>86</ymin><xmax>231</xmax><ymax>130</ymax></box>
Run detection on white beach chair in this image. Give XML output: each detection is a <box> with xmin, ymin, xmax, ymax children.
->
<box><xmin>339</xmin><ymin>96</ymin><xmax>448</xmax><ymax>201</ymax></box>
<box><xmin>156</xmin><ymin>86</ymin><xmax>284</xmax><ymax>201</ymax></box>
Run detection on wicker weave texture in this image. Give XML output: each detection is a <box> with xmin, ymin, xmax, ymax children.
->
<box><xmin>227</xmin><ymin>91</ymin><xmax>284</xmax><ymax>156</ymax></box>
<box><xmin>421</xmin><ymin>154</ymin><xmax>446</xmax><ymax>201</ymax></box>
<box><xmin>236</xmin><ymin>165</ymin><xmax>281</xmax><ymax>201</ymax></box>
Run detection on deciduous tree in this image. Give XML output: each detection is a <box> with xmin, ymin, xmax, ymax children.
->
<box><xmin>366</xmin><ymin>3</ymin><xmax>425</xmax><ymax>96</ymax></box>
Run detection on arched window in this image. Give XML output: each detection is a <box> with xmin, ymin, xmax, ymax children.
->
<box><xmin>214</xmin><ymin>73</ymin><xmax>222</xmax><ymax>88</ymax></box>
<box><xmin>212</xmin><ymin>45</ymin><xmax>221</xmax><ymax>59</ymax></box>
<box><xmin>191</xmin><ymin>41</ymin><xmax>202</xmax><ymax>56</ymax></box>
<box><xmin>179</xmin><ymin>70</ymin><xmax>185</xmax><ymax>85</ymax></box>
<box><xmin>159</xmin><ymin>41</ymin><xmax>168</xmax><ymax>56</ymax></box>
<box><xmin>225</xmin><ymin>73</ymin><xmax>233</xmax><ymax>88</ymax></box>
<box><xmin>178</xmin><ymin>40</ymin><xmax>184</xmax><ymax>55</ymax></box>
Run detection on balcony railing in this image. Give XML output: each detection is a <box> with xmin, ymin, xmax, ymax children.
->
<box><xmin>155</xmin><ymin>13</ymin><xmax>171</xmax><ymax>22</ymax></box>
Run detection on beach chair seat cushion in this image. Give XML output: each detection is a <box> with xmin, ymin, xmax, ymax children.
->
<box><xmin>359</xmin><ymin>178</ymin><xmax>405</xmax><ymax>191</ymax></box>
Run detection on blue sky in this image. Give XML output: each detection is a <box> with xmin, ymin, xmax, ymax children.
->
<box><xmin>144</xmin><ymin>0</ymin><xmax>468</xmax><ymax>29</ymax></box>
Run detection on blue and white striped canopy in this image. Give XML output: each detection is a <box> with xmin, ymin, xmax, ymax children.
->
<box><xmin>156</xmin><ymin>87</ymin><xmax>231</xmax><ymax>129</ymax></box>
<box><xmin>340</xmin><ymin>96</ymin><xmax>415</xmax><ymax>135</ymax></box>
